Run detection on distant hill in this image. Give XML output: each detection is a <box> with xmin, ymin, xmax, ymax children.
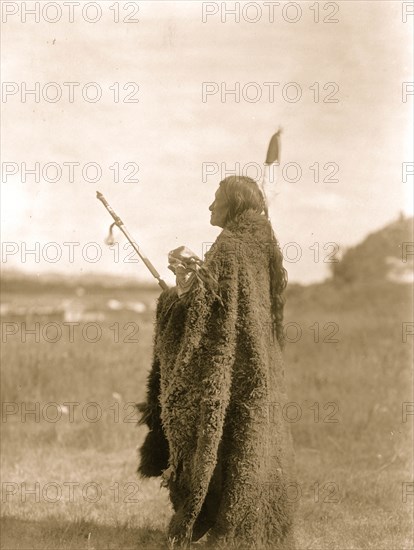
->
<box><xmin>330</xmin><ymin>214</ymin><xmax>413</xmax><ymax>284</ymax></box>
<box><xmin>1</xmin><ymin>215</ymin><xmax>413</xmax><ymax>295</ymax></box>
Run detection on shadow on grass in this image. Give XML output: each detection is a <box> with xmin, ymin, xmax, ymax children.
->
<box><xmin>1</xmin><ymin>516</ymin><xmax>168</xmax><ymax>550</ymax></box>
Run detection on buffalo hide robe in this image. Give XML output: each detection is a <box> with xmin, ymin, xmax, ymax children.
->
<box><xmin>137</xmin><ymin>210</ymin><xmax>296</xmax><ymax>549</ymax></box>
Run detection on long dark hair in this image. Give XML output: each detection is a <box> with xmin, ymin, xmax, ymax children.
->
<box><xmin>219</xmin><ymin>175</ymin><xmax>288</xmax><ymax>348</ymax></box>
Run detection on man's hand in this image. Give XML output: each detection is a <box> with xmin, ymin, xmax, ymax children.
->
<box><xmin>168</xmin><ymin>246</ymin><xmax>204</xmax><ymax>298</ymax></box>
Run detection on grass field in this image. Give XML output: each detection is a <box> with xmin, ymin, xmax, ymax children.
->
<box><xmin>1</xmin><ymin>279</ymin><xmax>413</xmax><ymax>549</ymax></box>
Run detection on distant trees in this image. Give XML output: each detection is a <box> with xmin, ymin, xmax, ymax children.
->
<box><xmin>330</xmin><ymin>215</ymin><xmax>413</xmax><ymax>284</ymax></box>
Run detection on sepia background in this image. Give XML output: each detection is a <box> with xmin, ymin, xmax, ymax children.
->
<box><xmin>1</xmin><ymin>1</ymin><xmax>413</xmax><ymax>549</ymax></box>
<box><xmin>1</xmin><ymin>0</ymin><xmax>413</xmax><ymax>284</ymax></box>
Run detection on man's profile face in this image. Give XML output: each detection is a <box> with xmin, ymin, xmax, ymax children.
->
<box><xmin>209</xmin><ymin>186</ymin><xmax>228</xmax><ymax>228</ymax></box>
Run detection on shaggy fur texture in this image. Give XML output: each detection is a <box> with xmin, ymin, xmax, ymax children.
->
<box><xmin>137</xmin><ymin>209</ymin><xmax>296</xmax><ymax>549</ymax></box>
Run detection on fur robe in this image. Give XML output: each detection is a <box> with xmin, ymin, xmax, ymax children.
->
<box><xmin>137</xmin><ymin>210</ymin><xmax>296</xmax><ymax>549</ymax></box>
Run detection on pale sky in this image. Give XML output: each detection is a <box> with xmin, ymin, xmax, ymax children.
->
<box><xmin>1</xmin><ymin>0</ymin><xmax>413</xmax><ymax>285</ymax></box>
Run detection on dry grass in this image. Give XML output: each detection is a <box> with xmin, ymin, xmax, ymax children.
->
<box><xmin>1</xmin><ymin>281</ymin><xmax>413</xmax><ymax>549</ymax></box>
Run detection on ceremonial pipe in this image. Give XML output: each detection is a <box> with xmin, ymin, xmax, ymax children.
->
<box><xmin>96</xmin><ymin>191</ymin><xmax>168</xmax><ymax>291</ymax></box>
